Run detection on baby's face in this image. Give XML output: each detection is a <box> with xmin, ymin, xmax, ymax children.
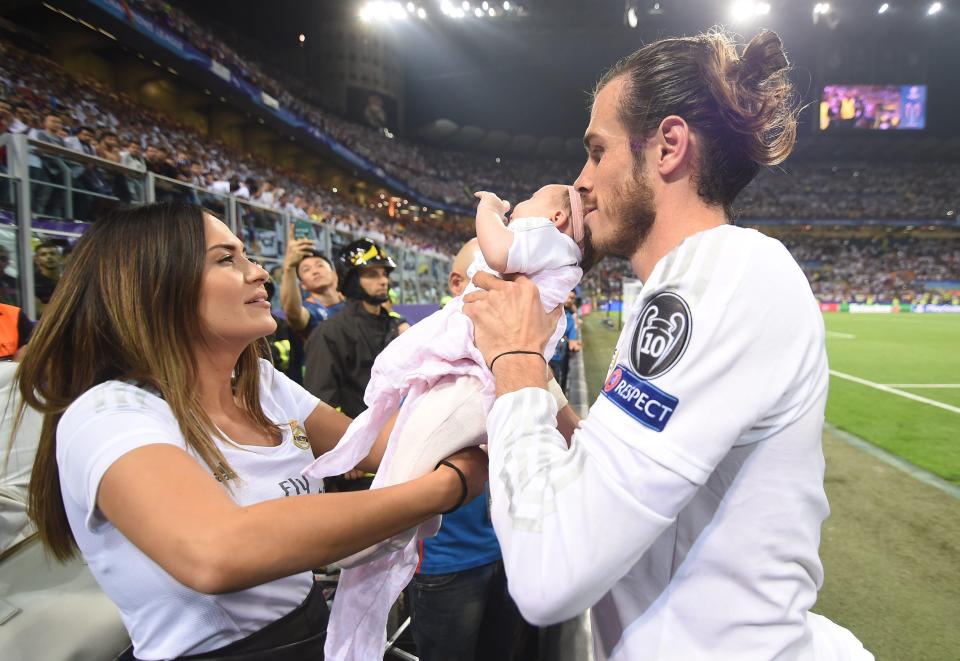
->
<box><xmin>511</xmin><ymin>184</ymin><xmax>573</xmax><ymax>237</ymax></box>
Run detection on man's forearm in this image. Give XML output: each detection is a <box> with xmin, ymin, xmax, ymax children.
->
<box><xmin>279</xmin><ymin>267</ymin><xmax>307</xmax><ymax>331</ymax></box>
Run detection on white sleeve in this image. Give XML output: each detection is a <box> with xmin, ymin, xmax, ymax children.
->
<box><xmin>258</xmin><ymin>358</ymin><xmax>321</xmax><ymax>423</ymax></box>
<box><xmin>486</xmin><ymin>243</ymin><xmax>824</xmax><ymax>625</ymax></box>
<box><xmin>57</xmin><ymin>385</ymin><xmax>183</xmax><ymax>533</ymax></box>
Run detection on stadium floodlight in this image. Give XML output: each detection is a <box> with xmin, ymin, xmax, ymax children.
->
<box><xmin>389</xmin><ymin>2</ymin><xmax>407</xmax><ymax>19</ymax></box>
<box><xmin>729</xmin><ymin>1</ymin><xmax>771</xmax><ymax>22</ymax></box>
<box><xmin>298</xmin><ymin>33</ymin><xmax>305</xmax><ymax>43</ymax></box>
<box><xmin>627</xmin><ymin>7</ymin><xmax>639</xmax><ymax>27</ymax></box>
<box><xmin>418</xmin><ymin>7</ymin><xmax>427</xmax><ymax>18</ymax></box>
<box><xmin>406</xmin><ymin>2</ymin><xmax>415</xmax><ymax>11</ymax></box>
<box><xmin>482</xmin><ymin>1</ymin><xmax>489</xmax><ymax>9</ymax></box>
<box><xmin>462</xmin><ymin>1</ymin><xmax>470</xmax><ymax>10</ymax></box>
<box><xmin>878</xmin><ymin>2</ymin><xmax>889</xmax><ymax>13</ymax></box>
<box><xmin>813</xmin><ymin>2</ymin><xmax>831</xmax><ymax>15</ymax></box>
<box><xmin>927</xmin><ymin>2</ymin><xmax>943</xmax><ymax>15</ymax></box>
<box><xmin>488</xmin><ymin>7</ymin><xmax>496</xmax><ymax>15</ymax></box>
<box><xmin>503</xmin><ymin>1</ymin><xmax>511</xmax><ymax>9</ymax></box>
<box><xmin>474</xmin><ymin>6</ymin><xmax>483</xmax><ymax>16</ymax></box>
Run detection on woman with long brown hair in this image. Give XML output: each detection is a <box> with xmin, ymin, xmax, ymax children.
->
<box><xmin>13</xmin><ymin>202</ymin><xmax>486</xmax><ymax>660</ymax></box>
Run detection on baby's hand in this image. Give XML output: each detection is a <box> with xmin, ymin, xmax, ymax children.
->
<box><xmin>474</xmin><ymin>191</ymin><xmax>511</xmax><ymax>218</ymax></box>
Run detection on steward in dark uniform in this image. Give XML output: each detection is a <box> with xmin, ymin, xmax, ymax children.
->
<box><xmin>303</xmin><ymin>238</ymin><xmax>402</xmax><ymax>419</ymax></box>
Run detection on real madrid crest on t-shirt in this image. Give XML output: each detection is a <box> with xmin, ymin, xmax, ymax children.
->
<box><xmin>630</xmin><ymin>291</ymin><xmax>691</xmax><ymax>379</ymax></box>
<box><xmin>289</xmin><ymin>420</ymin><xmax>310</xmax><ymax>450</ymax></box>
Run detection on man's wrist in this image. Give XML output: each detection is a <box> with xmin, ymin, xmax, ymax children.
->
<box><xmin>491</xmin><ymin>352</ymin><xmax>548</xmax><ymax>396</ymax></box>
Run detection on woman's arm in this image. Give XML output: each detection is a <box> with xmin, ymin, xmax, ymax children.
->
<box><xmin>303</xmin><ymin>401</ymin><xmax>397</xmax><ymax>473</ymax></box>
<box><xmin>474</xmin><ymin>191</ymin><xmax>514</xmax><ymax>273</ymax></box>
<box><xmin>96</xmin><ymin>443</ymin><xmax>486</xmax><ymax>595</ymax></box>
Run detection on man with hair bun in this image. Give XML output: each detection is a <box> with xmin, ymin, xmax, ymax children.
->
<box><xmin>464</xmin><ymin>30</ymin><xmax>873</xmax><ymax>660</ymax></box>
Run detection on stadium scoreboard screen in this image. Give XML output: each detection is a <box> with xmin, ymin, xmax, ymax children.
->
<box><xmin>820</xmin><ymin>84</ymin><xmax>927</xmax><ymax>131</ymax></box>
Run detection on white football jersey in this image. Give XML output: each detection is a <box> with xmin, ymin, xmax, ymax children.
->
<box><xmin>487</xmin><ymin>225</ymin><xmax>870</xmax><ymax>659</ymax></box>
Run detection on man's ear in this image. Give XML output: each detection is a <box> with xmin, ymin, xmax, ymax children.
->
<box><xmin>655</xmin><ymin>115</ymin><xmax>691</xmax><ymax>179</ymax></box>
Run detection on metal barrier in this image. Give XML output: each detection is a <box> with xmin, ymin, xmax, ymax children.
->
<box><xmin>0</xmin><ymin>133</ymin><xmax>450</xmax><ymax>320</ymax></box>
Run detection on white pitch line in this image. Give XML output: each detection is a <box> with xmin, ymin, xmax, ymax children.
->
<box><xmin>884</xmin><ymin>384</ymin><xmax>960</xmax><ymax>389</ymax></box>
<box><xmin>825</xmin><ymin>331</ymin><xmax>856</xmax><ymax>339</ymax></box>
<box><xmin>830</xmin><ymin>370</ymin><xmax>960</xmax><ymax>415</ymax></box>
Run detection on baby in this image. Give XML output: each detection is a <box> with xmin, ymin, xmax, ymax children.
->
<box><xmin>303</xmin><ymin>184</ymin><xmax>585</xmax><ymax>661</ymax></box>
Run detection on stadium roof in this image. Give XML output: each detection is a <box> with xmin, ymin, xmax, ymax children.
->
<box><xmin>182</xmin><ymin>1</ymin><xmax>960</xmax><ymax>141</ymax></box>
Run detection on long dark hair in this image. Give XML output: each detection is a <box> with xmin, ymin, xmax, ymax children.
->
<box><xmin>14</xmin><ymin>202</ymin><xmax>274</xmax><ymax>561</ymax></box>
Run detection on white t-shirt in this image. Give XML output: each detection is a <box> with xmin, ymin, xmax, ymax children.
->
<box><xmin>57</xmin><ymin>359</ymin><xmax>323</xmax><ymax>660</ymax></box>
<box><xmin>487</xmin><ymin>225</ymin><xmax>847</xmax><ymax>660</ymax></box>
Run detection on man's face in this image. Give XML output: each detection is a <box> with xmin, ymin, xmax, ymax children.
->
<box><xmin>0</xmin><ymin>102</ymin><xmax>11</xmax><ymax>123</ymax></box>
<box><xmin>44</xmin><ymin>115</ymin><xmax>63</xmax><ymax>134</ymax></box>
<box><xmin>103</xmin><ymin>134</ymin><xmax>118</xmax><ymax>149</ymax></box>
<box><xmin>78</xmin><ymin>128</ymin><xmax>94</xmax><ymax>144</ymax></box>
<box><xmin>35</xmin><ymin>246</ymin><xmax>61</xmax><ymax>271</ymax></box>
<box><xmin>575</xmin><ymin>76</ymin><xmax>657</xmax><ymax>262</ymax></box>
<box><xmin>145</xmin><ymin>146</ymin><xmax>159</xmax><ymax>161</ymax></box>
<box><xmin>190</xmin><ymin>162</ymin><xmax>203</xmax><ymax>176</ymax></box>
<box><xmin>358</xmin><ymin>265</ymin><xmax>389</xmax><ymax>300</ymax></box>
<box><xmin>297</xmin><ymin>255</ymin><xmax>335</xmax><ymax>292</ymax></box>
<box><xmin>128</xmin><ymin>142</ymin><xmax>142</xmax><ymax>157</ymax></box>
<box><xmin>566</xmin><ymin>291</ymin><xmax>576</xmax><ymax>309</ymax></box>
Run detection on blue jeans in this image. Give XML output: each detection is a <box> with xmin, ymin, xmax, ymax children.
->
<box><xmin>407</xmin><ymin>560</ymin><xmax>527</xmax><ymax>661</ymax></box>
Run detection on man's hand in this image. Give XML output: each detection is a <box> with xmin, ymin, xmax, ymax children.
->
<box><xmin>284</xmin><ymin>225</ymin><xmax>316</xmax><ymax>271</ymax></box>
<box><xmin>462</xmin><ymin>271</ymin><xmax>562</xmax><ymax>367</ymax></box>
<box><xmin>568</xmin><ymin>339</ymin><xmax>583</xmax><ymax>353</ymax></box>
<box><xmin>474</xmin><ymin>191</ymin><xmax>510</xmax><ymax>219</ymax></box>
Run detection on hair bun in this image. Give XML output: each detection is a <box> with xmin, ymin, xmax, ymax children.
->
<box><xmin>740</xmin><ymin>30</ymin><xmax>789</xmax><ymax>84</ymax></box>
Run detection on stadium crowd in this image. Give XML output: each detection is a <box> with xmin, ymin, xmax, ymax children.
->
<box><xmin>0</xmin><ymin>41</ymin><xmax>470</xmax><ymax>258</ymax></box>
<box><xmin>0</xmin><ymin>14</ymin><xmax>958</xmax><ymax>309</ymax></box>
<box><xmin>581</xmin><ymin>231</ymin><xmax>960</xmax><ymax>306</ymax></box>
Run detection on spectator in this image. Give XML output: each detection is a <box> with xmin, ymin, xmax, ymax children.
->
<box><xmin>279</xmin><ymin>228</ymin><xmax>344</xmax><ymax>384</ymax></box>
<box><xmin>304</xmin><ymin>238</ymin><xmax>401</xmax><ymax>419</ymax></box>
<box><xmin>0</xmin><ymin>299</ymin><xmax>32</xmax><ymax>361</ymax></box>
<box><xmin>33</xmin><ymin>239</ymin><xmax>62</xmax><ymax>315</ymax></box>
<box><xmin>27</xmin><ymin>113</ymin><xmax>66</xmax><ymax>216</ymax></box>
<box><xmin>97</xmin><ymin>130</ymin><xmax>121</xmax><ymax>163</ymax></box>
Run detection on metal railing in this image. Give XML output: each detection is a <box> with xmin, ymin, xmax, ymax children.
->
<box><xmin>0</xmin><ymin>133</ymin><xmax>450</xmax><ymax>319</ymax></box>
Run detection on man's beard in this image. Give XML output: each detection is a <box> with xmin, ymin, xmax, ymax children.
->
<box><xmin>582</xmin><ymin>166</ymin><xmax>657</xmax><ymax>268</ymax></box>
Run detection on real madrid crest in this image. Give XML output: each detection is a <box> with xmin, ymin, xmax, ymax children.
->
<box><xmin>630</xmin><ymin>291</ymin><xmax>691</xmax><ymax>379</ymax></box>
<box><xmin>289</xmin><ymin>420</ymin><xmax>311</xmax><ymax>450</ymax></box>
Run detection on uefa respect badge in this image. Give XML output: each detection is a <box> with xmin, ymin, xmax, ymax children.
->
<box><xmin>602</xmin><ymin>364</ymin><xmax>678</xmax><ymax>432</ymax></box>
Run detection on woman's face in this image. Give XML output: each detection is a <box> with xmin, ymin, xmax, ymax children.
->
<box><xmin>199</xmin><ymin>214</ymin><xmax>276</xmax><ymax>349</ymax></box>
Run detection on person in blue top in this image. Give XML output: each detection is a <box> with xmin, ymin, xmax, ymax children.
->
<box><xmin>279</xmin><ymin>229</ymin><xmax>344</xmax><ymax>384</ymax></box>
<box><xmin>406</xmin><ymin>238</ymin><xmax>529</xmax><ymax>661</ymax></box>
<box><xmin>548</xmin><ymin>290</ymin><xmax>582</xmax><ymax>393</ymax></box>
